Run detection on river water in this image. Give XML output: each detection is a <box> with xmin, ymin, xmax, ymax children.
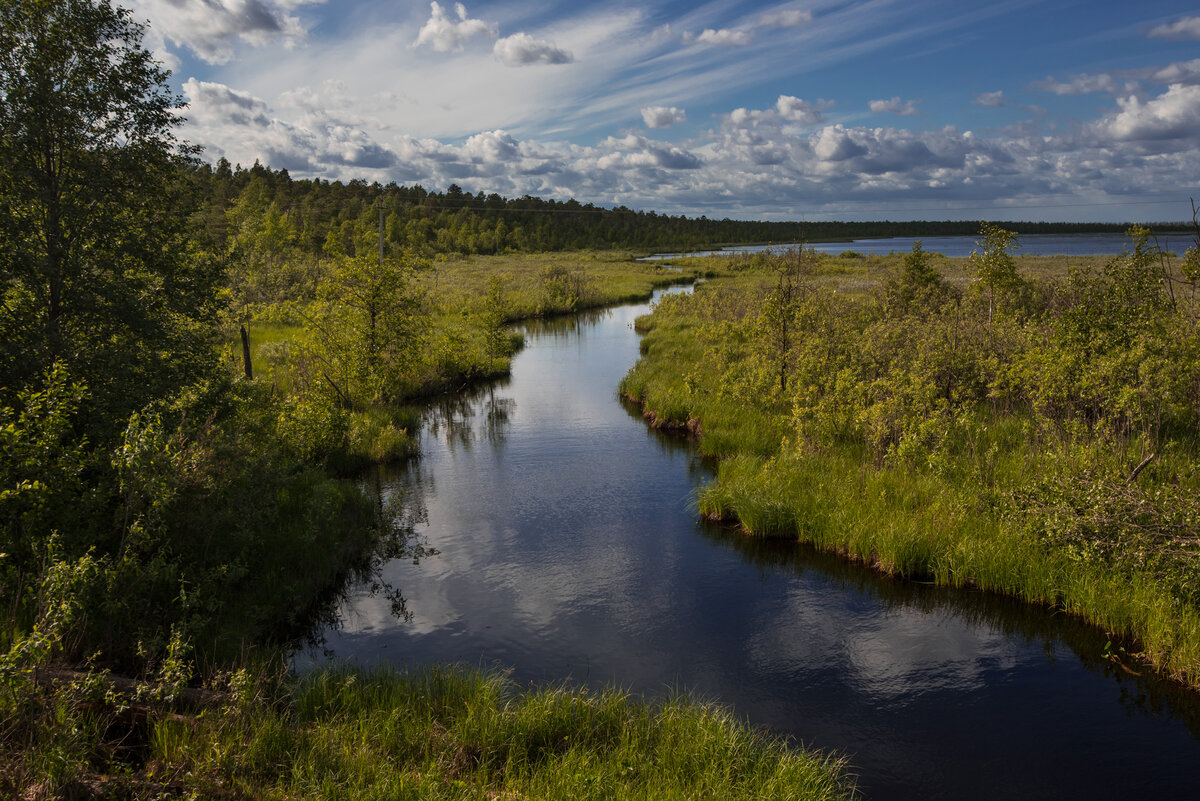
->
<box><xmin>645</xmin><ymin>231</ymin><xmax>1195</xmax><ymax>259</ymax></box>
<box><xmin>303</xmin><ymin>287</ymin><xmax>1200</xmax><ymax>800</ymax></box>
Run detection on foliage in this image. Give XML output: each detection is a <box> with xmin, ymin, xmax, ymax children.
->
<box><xmin>968</xmin><ymin>222</ymin><xmax>1029</xmax><ymax>325</ymax></box>
<box><xmin>0</xmin><ymin>0</ymin><xmax>220</xmax><ymax>439</ymax></box>
<box><xmin>300</xmin><ymin>252</ymin><xmax>428</xmax><ymax>407</ymax></box>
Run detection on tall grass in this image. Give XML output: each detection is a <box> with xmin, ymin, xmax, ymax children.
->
<box><xmin>5</xmin><ymin>663</ymin><xmax>855</xmax><ymax>800</ymax></box>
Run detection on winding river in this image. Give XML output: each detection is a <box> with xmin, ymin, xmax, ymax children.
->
<box><xmin>302</xmin><ymin>287</ymin><xmax>1200</xmax><ymax>800</ymax></box>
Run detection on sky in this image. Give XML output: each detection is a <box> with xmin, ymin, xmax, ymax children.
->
<box><xmin>129</xmin><ymin>0</ymin><xmax>1200</xmax><ymax>222</ymax></box>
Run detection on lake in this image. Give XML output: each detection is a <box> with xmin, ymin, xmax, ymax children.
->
<box><xmin>644</xmin><ymin>231</ymin><xmax>1195</xmax><ymax>259</ymax></box>
<box><xmin>301</xmin><ymin>287</ymin><xmax>1200</xmax><ymax>800</ymax></box>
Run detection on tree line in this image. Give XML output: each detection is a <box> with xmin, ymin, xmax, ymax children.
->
<box><xmin>190</xmin><ymin>159</ymin><xmax>1171</xmax><ymax>258</ymax></box>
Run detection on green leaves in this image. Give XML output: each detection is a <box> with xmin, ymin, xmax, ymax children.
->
<box><xmin>0</xmin><ymin>0</ymin><xmax>219</xmax><ymax>440</ymax></box>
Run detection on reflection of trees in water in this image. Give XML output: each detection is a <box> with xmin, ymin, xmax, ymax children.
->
<box><xmin>484</xmin><ymin>386</ymin><xmax>515</xmax><ymax>447</ymax></box>
<box><xmin>297</xmin><ymin>462</ymin><xmax>438</xmax><ymax>655</ymax></box>
<box><xmin>699</xmin><ymin>520</ymin><xmax>1200</xmax><ymax>741</ymax></box>
<box><xmin>521</xmin><ymin>308</ymin><xmax>614</xmax><ymax>341</ymax></box>
<box><xmin>427</xmin><ymin>394</ymin><xmax>478</xmax><ymax>452</ymax></box>
<box><xmin>362</xmin><ymin>465</ymin><xmax>436</xmax><ymax>624</ymax></box>
<box><xmin>424</xmin><ymin>379</ymin><xmax>515</xmax><ymax>452</ymax></box>
<box><xmin>617</xmin><ymin>396</ymin><xmax>715</xmax><ymax>491</ymax></box>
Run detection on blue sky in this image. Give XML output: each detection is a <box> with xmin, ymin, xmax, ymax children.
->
<box><xmin>131</xmin><ymin>0</ymin><xmax>1200</xmax><ymax>221</ymax></box>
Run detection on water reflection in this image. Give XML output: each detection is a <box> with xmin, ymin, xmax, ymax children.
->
<box><xmin>706</xmin><ymin>525</ymin><xmax>1200</xmax><ymax>739</ymax></box>
<box><xmin>423</xmin><ymin>379</ymin><xmax>516</xmax><ymax>453</ymax></box>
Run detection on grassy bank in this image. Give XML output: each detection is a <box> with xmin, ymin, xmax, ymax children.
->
<box><xmin>621</xmin><ymin>241</ymin><xmax>1200</xmax><ymax>688</ymax></box>
<box><xmin>2</xmin><ymin>663</ymin><xmax>854</xmax><ymax>800</ymax></box>
<box><xmin>232</xmin><ymin>251</ymin><xmax>697</xmax><ymax>469</ymax></box>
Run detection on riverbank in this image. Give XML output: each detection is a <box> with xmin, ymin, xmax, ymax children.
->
<box><xmin>620</xmin><ymin>241</ymin><xmax>1200</xmax><ymax>690</ymax></box>
<box><xmin>2</xmin><ymin>662</ymin><xmax>855</xmax><ymax>799</ymax></box>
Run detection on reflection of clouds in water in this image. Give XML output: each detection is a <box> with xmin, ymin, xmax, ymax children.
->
<box><xmin>748</xmin><ymin>585</ymin><xmax>1019</xmax><ymax>704</ymax></box>
<box><xmin>846</xmin><ymin>609</ymin><xmax>1018</xmax><ymax>703</ymax></box>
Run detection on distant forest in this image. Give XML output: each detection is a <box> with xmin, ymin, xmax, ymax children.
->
<box><xmin>192</xmin><ymin>159</ymin><xmax>1182</xmax><ymax>256</ymax></box>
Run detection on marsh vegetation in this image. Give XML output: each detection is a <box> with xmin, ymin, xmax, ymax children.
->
<box><xmin>622</xmin><ymin>227</ymin><xmax>1200</xmax><ymax>687</ymax></box>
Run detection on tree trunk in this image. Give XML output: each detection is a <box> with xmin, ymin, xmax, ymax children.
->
<box><xmin>240</xmin><ymin>324</ymin><xmax>253</xmax><ymax>380</ymax></box>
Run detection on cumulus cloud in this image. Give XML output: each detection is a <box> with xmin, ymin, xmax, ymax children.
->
<box><xmin>642</xmin><ymin>106</ymin><xmax>687</xmax><ymax>128</ymax></box>
<box><xmin>1102</xmin><ymin>83</ymin><xmax>1200</xmax><ymax>142</ymax></box>
<box><xmin>683</xmin><ymin>28</ymin><xmax>753</xmax><ymax>46</ymax></box>
<box><xmin>775</xmin><ymin>95</ymin><xmax>826</xmax><ymax>124</ymax></box>
<box><xmin>728</xmin><ymin>95</ymin><xmax>828</xmax><ymax>128</ymax></box>
<box><xmin>182</xmin><ymin>78</ymin><xmax>396</xmax><ymax>173</ymax></box>
<box><xmin>182</xmin><ymin>78</ymin><xmax>272</xmax><ymax>126</ymax></box>
<box><xmin>178</xmin><ymin>68</ymin><xmax>1200</xmax><ymax>222</ymax></box>
<box><xmin>759</xmin><ymin>9</ymin><xmax>813</xmax><ymax>27</ymax></box>
<box><xmin>413</xmin><ymin>2</ymin><xmax>496</xmax><ymax>52</ymax></box>
<box><xmin>974</xmin><ymin>90</ymin><xmax>1007</xmax><ymax>107</ymax></box>
<box><xmin>598</xmin><ymin>134</ymin><xmax>702</xmax><ymax>170</ymax></box>
<box><xmin>1149</xmin><ymin>16</ymin><xmax>1200</xmax><ymax>40</ymax></box>
<box><xmin>129</xmin><ymin>0</ymin><xmax>319</xmax><ymax>64</ymax></box>
<box><xmin>493</xmin><ymin>33</ymin><xmax>573</xmax><ymax>66</ymax></box>
<box><xmin>462</xmin><ymin>130</ymin><xmax>521</xmax><ymax>161</ymax></box>
<box><xmin>869</xmin><ymin>96</ymin><xmax>920</xmax><ymax>116</ymax></box>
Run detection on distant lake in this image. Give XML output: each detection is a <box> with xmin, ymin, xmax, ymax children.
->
<box><xmin>646</xmin><ymin>231</ymin><xmax>1195</xmax><ymax>259</ymax></box>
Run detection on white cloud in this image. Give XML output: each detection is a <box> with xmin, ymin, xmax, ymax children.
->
<box><xmin>974</xmin><ymin>90</ymin><xmax>1006</xmax><ymax>107</ymax></box>
<box><xmin>168</xmin><ymin>1</ymin><xmax>1200</xmax><ymax>221</ymax></box>
<box><xmin>180</xmin><ymin>78</ymin><xmax>1200</xmax><ymax>222</ymax></box>
<box><xmin>869</xmin><ymin>96</ymin><xmax>920</xmax><ymax>116</ymax></box>
<box><xmin>727</xmin><ymin>95</ymin><xmax>828</xmax><ymax>128</ymax></box>
<box><xmin>1149</xmin><ymin>15</ymin><xmax>1200</xmax><ymax>41</ymax></box>
<box><xmin>182</xmin><ymin>78</ymin><xmax>271</xmax><ymax>127</ymax></box>
<box><xmin>1102</xmin><ymin>83</ymin><xmax>1200</xmax><ymax>142</ymax></box>
<box><xmin>129</xmin><ymin>0</ymin><xmax>320</xmax><ymax>64</ymax></box>
<box><xmin>775</xmin><ymin>95</ymin><xmax>826</xmax><ymax>124</ymax></box>
<box><xmin>598</xmin><ymin>134</ymin><xmax>702</xmax><ymax>170</ymax></box>
<box><xmin>413</xmin><ymin>2</ymin><xmax>496</xmax><ymax>52</ymax></box>
<box><xmin>683</xmin><ymin>28</ymin><xmax>753</xmax><ymax>46</ymax></box>
<box><xmin>759</xmin><ymin>9</ymin><xmax>813</xmax><ymax>27</ymax></box>
<box><xmin>642</xmin><ymin>106</ymin><xmax>687</xmax><ymax>128</ymax></box>
<box><xmin>493</xmin><ymin>33</ymin><xmax>573</xmax><ymax>66</ymax></box>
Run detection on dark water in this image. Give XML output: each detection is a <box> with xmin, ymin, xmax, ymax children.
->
<box><xmin>645</xmin><ymin>231</ymin><xmax>1194</xmax><ymax>259</ymax></box>
<box><xmin>302</xmin><ymin>288</ymin><xmax>1200</xmax><ymax>800</ymax></box>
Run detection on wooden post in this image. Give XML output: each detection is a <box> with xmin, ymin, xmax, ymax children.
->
<box><xmin>240</xmin><ymin>324</ymin><xmax>253</xmax><ymax>380</ymax></box>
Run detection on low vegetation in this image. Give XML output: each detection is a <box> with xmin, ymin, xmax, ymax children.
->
<box><xmin>0</xmin><ymin>662</ymin><xmax>854</xmax><ymax>799</ymax></box>
<box><xmin>622</xmin><ymin>228</ymin><xmax>1200</xmax><ymax>687</ymax></box>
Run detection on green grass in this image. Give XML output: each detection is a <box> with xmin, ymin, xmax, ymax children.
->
<box><xmin>230</xmin><ymin>252</ymin><xmax>702</xmax><ymax>466</ymax></box>
<box><xmin>622</xmin><ymin>256</ymin><xmax>1200</xmax><ymax>689</ymax></box>
<box><xmin>3</xmin><ymin>664</ymin><xmax>856</xmax><ymax>800</ymax></box>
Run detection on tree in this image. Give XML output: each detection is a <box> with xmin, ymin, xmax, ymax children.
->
<box><xmin>886</xmin><ymin>240</ymin><xmax>949</xmax><ymax>314</ymax></box>
<box><xmin>756</xmin><ymin>247</ymin><xmax>812</xmax><ymax>395</ymax></box>
<box><xmin>302</xmin><ymin>252</ymin><xmax>427</xmax><ymax>406</ymax></box>
<box><xmin>968</xmin><ymin>223</ymin><xmax>1024</xmax><ymax>326</ymax></box>
<box><xmin>0</xmin><ymin>0</ymin><xmax>219</xmax><ymax>438</ymax></box>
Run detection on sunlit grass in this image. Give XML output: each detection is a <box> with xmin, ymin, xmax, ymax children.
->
<box><xmin>126</xmin><ymin>664</ymin><xmax>855</xmax><ymax>801</ymax></box>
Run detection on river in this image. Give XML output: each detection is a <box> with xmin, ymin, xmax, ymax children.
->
<box><xmin>301</xmin><ymin>287</ymin><xmax>1200</xmax><ymax>800</ymax></box>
